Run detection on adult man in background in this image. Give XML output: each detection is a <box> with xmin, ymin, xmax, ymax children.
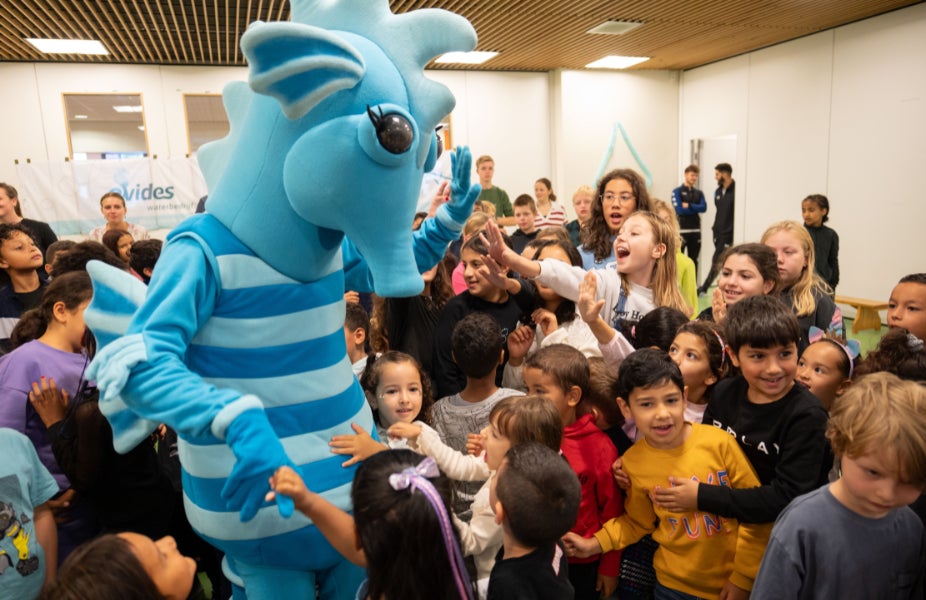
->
<box><xmin>698</xmin><ymin>163</ymin><xmax>735</xmax><ymax>295</ymax></box>
<box><xmin>671</xmin><ymin>165</ymin><xmax>707</xmax><ymax>275</ymax></box>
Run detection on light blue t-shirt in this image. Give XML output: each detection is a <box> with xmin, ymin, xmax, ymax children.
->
<box><xmin>0</xmin><ymin>428</ymin><xmax>59</xmax><ymax>600</ymax></box>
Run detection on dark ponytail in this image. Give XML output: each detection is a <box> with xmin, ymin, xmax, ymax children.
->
<box><xmin>10</xmin><ymin>271</ymin><xmax>92</xmax><ymax>349</ymax></box>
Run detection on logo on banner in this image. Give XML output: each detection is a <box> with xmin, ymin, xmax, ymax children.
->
<box><xmin>110</xmin><ymin>167</ymin><xmax>175</xmax><ymax>201</ymax></box>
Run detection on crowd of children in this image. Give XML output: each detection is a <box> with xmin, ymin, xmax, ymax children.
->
<box><xmin>1</xmin><ymin>162</ymin><xmax>925</xmax><ymax>600</ymax></box>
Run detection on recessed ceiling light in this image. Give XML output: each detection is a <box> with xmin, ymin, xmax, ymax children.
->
<box><xmin>434</xmin><ymin>51</ymin><xmax>499</xmax><ymax>65</ymax></box>
<box><xmin>138</xmin><ymin>126</ymin><xmax>145</xmax><ymax>131</ymax></box>
<box><xmin>25</xmin><ymin>38</ymin><xmax>108</xmax><ymax>55</ymax></box>
<box><xmin>73</xmin><ymin>114</ymin><xmax>88</xmax><ymax>119</ymax></box>
<box><xmin>587</xmin><ymin>21</ymin><xmax>644</xmax><ymax>36</ymax></box>
<box><xmin>113</xmin><ymin>105</ymin><xmax>143</xmax><ymax>113</ymax></box>
<box><xmin>586</xmin><ymin>55</ymin><xmax>650</xmax><ymax>69</ymax></box>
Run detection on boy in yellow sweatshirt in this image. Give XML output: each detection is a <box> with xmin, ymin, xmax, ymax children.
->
<box><xmin>563</xmin><ymin>349</ymin><xmax>771</xmax><ymax>600</ymax></box>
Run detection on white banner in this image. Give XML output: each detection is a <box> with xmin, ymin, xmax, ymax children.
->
<box><xmin>16</xmin><ymin>157</ymin><xmax>208</xmax><ymax>236</ymax></box>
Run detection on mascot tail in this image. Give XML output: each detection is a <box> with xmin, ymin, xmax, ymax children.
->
<box><xmin>85</xmin><ymin>261</ymin><xmax>160</xmax><ymax>453</ymax></box>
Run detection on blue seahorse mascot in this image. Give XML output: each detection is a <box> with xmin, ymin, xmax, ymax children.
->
<box><xmin>82</xmin><ymin>0</ymin><xmax>478</xmax><ymax>597</ymax></box>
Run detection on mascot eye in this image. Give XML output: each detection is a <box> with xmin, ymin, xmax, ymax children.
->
<box><xmin>366</xmin><ymin>105</ymin><xmax>414</xmax><ymax>154</ymax></box>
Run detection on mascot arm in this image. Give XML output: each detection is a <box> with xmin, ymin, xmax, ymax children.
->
<box><xmin>116</xmin><ymin>238</ymin><xmax>259</xmax><ymax>440</ymax></box>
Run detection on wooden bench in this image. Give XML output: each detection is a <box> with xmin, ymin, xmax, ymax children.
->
<box><xmin>835</xmin><ymin>295</ymin><xmax>889</xmax><ymax>334</ymax></box>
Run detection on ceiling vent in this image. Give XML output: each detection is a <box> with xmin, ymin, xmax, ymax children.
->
<box><xmin>587</xmin><ymin>21</ymin><xmax>644</xmax><ymax>36</ymax></box>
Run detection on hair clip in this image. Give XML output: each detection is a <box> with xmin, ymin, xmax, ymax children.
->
<box><xmin>713</xmin><ymin>329</ymin><xmax>727</xmax><ymax>368</ymax></box>
<box><xmin>808</xmin><ymin>326</ymin><xmax>860</xmax><ymax>378</ymax></box>
<box><xmin>907</xmin><ymin>333</ymin><xmax>924</xmax><ymax>352</ymax></box>
<box><xmin>389</xmin><ymin>457</ymin><xmax>473</xmax><ymax>600</ymax></box>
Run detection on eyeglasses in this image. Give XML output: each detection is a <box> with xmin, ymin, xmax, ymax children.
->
<box><xmin>601</xmin><ymin>192</ymin><xmax>635</xmax><ymax>205</ymax></box>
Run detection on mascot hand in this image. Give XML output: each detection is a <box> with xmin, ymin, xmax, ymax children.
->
<box><xmin>443</xmin><ymin>145</ymin><xmax>481</xmax><ymax>225</ymax></box>
<box><xmin>222</xmin><ymin>408</ymin><xmax>295</xmax><ymax>521</ymax></box>
<box><xmin>86</xmin><ymin>334</ymin><xmax>148</xmax><ymax>399</ymax></box>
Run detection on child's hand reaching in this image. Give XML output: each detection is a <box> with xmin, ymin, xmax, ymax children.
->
<box><xmin>506</xmin><ymin>325</ymin><xmax>535</xmax><ymax>364</ymax></box>
<box><xmin>481</xmin><ymin>220</ymin><xmax>511</xmax><ymax>267</ymax></box>
<box><xmin>578</xmin><ymin>271</ymin><xmax>605</xmax><ymax>324</ymax></box>
<box><xmin>466</xmin><ymin>432</ymin><xmax>485</xmax><ymax>456</ymax></box>
<box><xmin>266</xmin><ymin>465</ymin><xmax>313</xmax><ymax>516</ymax></box>
<box><xmin>611</xmin><ymin>457</ymin><xmax>631</xmax><ymax>490</ymax></box>
<box><xmin>386</xmin><ymin>421</ymin><xmax>422</xmax><ymax>444</ymax></box>
<box><xmin>651</xmin><ymin>476</ymin><xmax>700</xmax><ymax>513</ymax></box>
<box><xmin>28</xmin><ymin>377</ymin><xmax>69</xmax><ymax>427</ymax></box>
<box><xmin>531</xmin><ymin>308</ymin><xmax>558</xmax><ymax>336</ymax></box>
<box><xmin>329</xmin><ymin>423</ymin><xmax>388</xmax><ymax>467</ymax></box>
<box><xmin>476</xmin><ymin>253</ymin><xmax>510</xmax><ymax>290</ymax></box>
<box><xmin>561</xmin><ymin>531</ymin><xmax>602</xmax><ymax>559</ymax></box>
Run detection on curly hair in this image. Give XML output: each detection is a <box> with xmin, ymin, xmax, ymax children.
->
<box><xmin>581</xmin><ymin>168</ymin><xmax>651</xmax><ymax>262</ymax></box>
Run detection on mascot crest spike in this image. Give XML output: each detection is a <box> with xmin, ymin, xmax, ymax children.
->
<box><xmin>84</xmin><ymin>0</ymin><xmax>479</xmax><ymax>597</ymax></box>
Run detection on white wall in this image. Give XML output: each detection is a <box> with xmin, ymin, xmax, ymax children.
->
<box><xmin>680</xmin><ymin>3</ymin><xmax>926</xmax><ymax>304</ymax></box>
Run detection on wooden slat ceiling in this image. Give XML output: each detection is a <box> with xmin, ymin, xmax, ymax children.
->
<box><xmin>0</xmin><ymin>0</ymin><xmax>918</xmax><ymax>71</ymax></box>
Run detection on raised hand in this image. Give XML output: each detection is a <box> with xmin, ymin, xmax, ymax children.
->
<box><xmin>506</xmin><ymin>325</ymin><xmax>536</xmax><ymax>362</ymax></box>
<box><xmin>28</xmin><ymin>376</ymin><xmax>70</xmax><ymax>427</ymax></box>
<box><xmin>711</xmin><ymin>287</ymin><xmax>727</xmax><ymax>323</ymax></box>
<box><xmin>578</xmin><ymin>271</ymin><xmax>605</xmax><ymax>324</ymax></box>
<box><xmin>444</xmin><ymin>146</ymin><xmax>481</xmax><ymax>224</ymax></box>
<box><xmin>531</xmin><ymin>308</ymin><xmax>559</xmax><ymax>337</ymax></box>
<box><xmin>387</xmin><ymin>421</ymin><xmax>423</xmax><ymax>444</ymax></box>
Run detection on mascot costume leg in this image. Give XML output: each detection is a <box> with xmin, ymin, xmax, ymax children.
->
<box><xmin>83</xmin><ymin>1</ymin><xmax>478</xmax><ymax>597</ymax></box>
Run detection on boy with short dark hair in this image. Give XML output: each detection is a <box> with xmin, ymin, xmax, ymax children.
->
<box><xmin>128</xmin><ymin>238</ymin><xmax>163</xmax><ymax>284</ymax></box>
<box><xmin>650</xmin><ymin>294</ymin><xmax>831</xmax><ymax>525</ymax></box>
<box><xmin>510</xmin><ymin>195</ymin><xmax>539</xmax><ymax>255</ymax></box>
<box><xmin>523</xmin><ymin>344</ymin><xmax>622</xmax><ymax>600</ymax></box>
<box><xmin>344</xmin><ymin>301</ymin><xmax>372</xmax><ymax>376</ymax></box>
<box><xmin>431</xmin><ymin>312</ymin><xmax>523</xmax><ymax>519</ymax></box>
<box><xmin>752</xmin><ymin>372</ymin><xmax>926</xmax><ymax>599</ymax></box>
<box><xmin>564</xmin><ymin>348</ymin><xmax>771</xmax><ymax>600</ymax></box>
<box><xmin>487</xmin><ymin>442</ymin><xmax>581</xmax><ymax>600</ymax></box>
<box><xmin>0</xmin><ymin>223</ymin><xmax>46</xmax><ymax>353</ymax></box>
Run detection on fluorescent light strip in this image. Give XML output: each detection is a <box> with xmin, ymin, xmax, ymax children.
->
<box><xmin>113</xmin><ymin>105</ymin><xmax>143</xmax><ymax>113</ymax></box>
<box><xmin>26</xmin><ymin>38</ymin><xmax>108</xmax><ymax>55</ymax></box>
<box><xmin>434</xmin><ymin>51</ymin><xmax>499</xmax><ymax>65</ymax></box>
<box><xmin>585</xmin><ymin>55</ymin><xmax>650</xmax><ymax>69</ymax></box>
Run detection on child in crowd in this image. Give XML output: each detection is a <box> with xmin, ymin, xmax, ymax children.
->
<box><xmin>697</xmin><ymin>243</ymin><xmax>779</xmax><ymax>324</ymax></box>
<box><xmin>330</xmin><ymin>351</ymin><xmax>433</xmax><ymax>465</ymax></box>
<box><xmin>383</xmin><ymin>252</ymin><xmax>455</xmax><ymax>376</ymax></box>
<box><xmin>509</xmin><ymin>194</ymin><xmax>539</xmax><ymax>255</ymax></box>
<box><xmin>101</xmin><ymin>229</ymin><xmax>133</xmax><ymax>265</ymax></box>
<box><xmin>49</xmin><ymin>241</ymin><xmax>126</xmax><ymax>277</ymax></box>
<box><xmin>432</xmin><ymin>236</ymin><xmax>533</xmax><ymax>398</ymax></box>
<box><xmin>582</xmin><ymin>357</ymin><xmax>633</xmax><ymax>455</ymax></box>
<box><xmin>345</xmin><ymin>301</ymin><xmax>373</xmax><ymax>376</ymax></box>
<box><xmin>450</xmin><ymin>212</ymin><xmax>491</xmax><ymax>292</ymax></box>
<box><xmin>578</xmin><ymin>169</ymin><xmax>652</xmax><ymax>270</ymax></box>
<box><xmin>533</xmin><ymin>178</ymin><xmax>566</xmax><ymax>229</ymax></box>
<box><xmin>501</xmin><ymin>238</ymin><xmax>599</xmax><ymax>390</ymax></box>
<box><xmin>887</xmin><ymin>272</ymin><xmax>926</xmax><ymax>341</ymax></box>
<box><xmin>801</xmin><ymin>193</ymin><xmax>839</xmax><ymax>292</ymax></box>
<box><xmin>651</xmin><ymin>198</ymin><xmax>698</xmax><ymax>315</ymax></box>
<box><xmin>0</xmin><ymin>223</ymin><xmax>46</xmax><ymax>352</ymax></box>
<box><xmin>128</xmin><ymin>239</ymin><xmax>162</xmax><ymax>284</ymax></box>
<box><xmin>565</xmin><ymin>185</ymin><xmax>594</xmax><ymax>247</ymax></box>
<box><xmin>761</xmin><ymin>221</ymin><xmax>843</xmax><ymax>351</ymax></box>
<box><xmin>0</xmin><ymin>428</ymin><xmax>58</xmax><ymax>600</ymax></box>
<box><xmin>854</xmin><ymin>327</ymin><xmax>926</xmax><ymax>382</ymax></box>
<box><xmin>752</xmin><ymin>372</ymin><xmax>925</xmax><ymax>599</ymax></box>
<box><xmin>563</xmin><ymin>349</ymin><xmax>771</xmax><ymax>600</ymax></box>
<box><xmin>0</xmin><ymin>271</ymin><xmax>98</xmax><ymax>560</ymax></box>
<box><xmin>487</xmin><ymin>443</ymin><xmax>581</xmax><ymax>600</ymax></box>
<box><xmin>389</xmin><ymin>395</ymin><xmax>563</xmax><ymax>596</ymax></box>
<box><xmin>652</xmin><ymin>295</ymin><xmax>831</xmax><ymax>524</ymax></box>
<box><xmin>268</xmin><ymin>450</ymin><xmax>476</xmax><ymax>600</ymax></box>
<box><xmin>486</xmin><ymin>211</ymin><xmax>686</xmax><ymax>337</ymax></box>
<box><xmin>796</xmin><ymin>326</ymin><xmax>857</xmax><ymax>410</ymax></box>
<box><xmin>475</xmin><ymin>154</ymin><xmax>514</xmax><ymax>227</ymax></box>
<box><xmin>38</xmin><ymin>532</ymin><xmax>199</xmax><ymax>600</ymax></box>
<box><xmin>43</xmin><ymin>240</ymin><xmax>76</xmax><ymax>278</ymax></box>
<box><xmin>432</xmin><ymin>313</ymin><xmax>523</xmax><ymax>518</ymax></box>
<box><xmin>669</xmin><ymin>320</ymin><xmax>732</xmax><ymax>424</ymax></box>
<box><xmin>523</xmin><ymin>344</ymin><xmax>621</xmax><ymax>600</ymax></box>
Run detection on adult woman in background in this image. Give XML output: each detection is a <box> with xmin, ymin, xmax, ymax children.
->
<box><xmin>88</xmin><ymin>191</ymin><xmax>150</xmax><ymax>242</ymax></box>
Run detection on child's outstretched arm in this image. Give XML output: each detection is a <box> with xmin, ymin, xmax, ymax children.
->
<box><xmin>267</xmin><ymin>466</ymin><xmax>367</xmax><ymax>567</ymax></box>
<box><xmin>579</xmin><ymin>272</ymin><xmax>633</xmax><ymax>371</ymax></box>
<box><xmin>388</xmin><ymin>421</ymin><xmax>490</xmax><ymax>482</ymax></box>
<box><xmin>329</xmin><ymin>423</ymin><xmax>388</xmax><ymax>467</ymax></box>
<box><xmin>482</xmin><ymin>220</ymin><xmax>541</xmax><ymax>278</ymax></box>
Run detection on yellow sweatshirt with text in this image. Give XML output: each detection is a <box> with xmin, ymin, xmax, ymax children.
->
<box><xmin>594</xmin><ymin>424</ymin><xmax>772</xmax><ymax>598</ymax></box>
